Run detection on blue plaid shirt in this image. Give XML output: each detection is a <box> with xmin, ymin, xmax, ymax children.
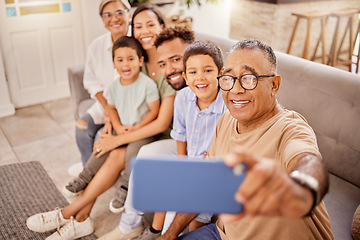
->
<box><xmin>171</xmin><ymin>87</ymin><xmax>227</xmax><ymax>157</ymax></box>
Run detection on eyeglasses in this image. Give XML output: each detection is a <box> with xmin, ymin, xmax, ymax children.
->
<box><xmin>217</xmin><ymin>74</ymin><xmax>275</xmax><ymax>91</ymax></box>
<box><xmin>102</xmin><ymin>9</ymin><xmax>129</xmax><ymax>20</ymax></box>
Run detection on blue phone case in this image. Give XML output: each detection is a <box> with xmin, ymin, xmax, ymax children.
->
<box><xmin>131</xmin><ymin>157</ymin><xmax>246</xmax><ymax>214</ymax></box>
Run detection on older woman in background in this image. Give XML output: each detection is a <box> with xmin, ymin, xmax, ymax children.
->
<box><xmin>75</xmin><ymin>0</ymin><xmax>131</xmax><ymax>166</ymax></box>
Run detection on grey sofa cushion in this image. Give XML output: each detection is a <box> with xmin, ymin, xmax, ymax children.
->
<box><xmin>353</xmin><ymin>204</ymin><xmax>360</xmax><ymax>240</ymax></box>
<box><xmin>195</xmin><ymin>32</ymin><xmax>237</xmax><ymax>59</ymax></box>
<box><xmin>276</xmin><ymin>51</ymin><xmax>360</xmax><ymax>187</ymax></box>
<box><xmin>68</xmin><ymin>65</ymin><xmax>91</xmax><ymax>121</ymax></box>
<box><xmin>323</xmin><ymin>174</ymin><xmax>360</xmax><ymax>240</ymax></box>
<box><xmin>78</xmin><ymin>99</ymin><xmax>95</xmax><ymax>120</ymax></box>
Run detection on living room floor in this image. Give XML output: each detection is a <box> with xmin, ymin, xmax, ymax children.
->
<box><xmin>0</xmin><ymin>97</ymin><xmax>122</xmax><ymax>238</ymax></box>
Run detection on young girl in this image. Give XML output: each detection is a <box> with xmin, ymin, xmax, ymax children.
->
<box><xmin>26</xmin><ymin>36</ymin><xmax>160</xmax><ymax>240</ymax></box>
<box><xmin>161</xmin><ymin>40</ymin><xmax>227</xmax><ymax>238</ymax></box>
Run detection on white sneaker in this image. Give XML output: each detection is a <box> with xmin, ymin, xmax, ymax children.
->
<box><xmin>27</xmin><ymin>208</ymin><xmax>69</xmax><ymax>233</ymax></box>
<box><xmin>62</xmin><ymin>177</ymin><xmax>87</xmax><ymax>198</ymax></box>
<box><xmin>98</xmin><ymin>225</ymin><xmax>143</xmax><ymax>240</ymax></box>
<box><xmin>45</xmin><ymin>217</ymin><xmax>94</xmax><ymax>240</ymax></box>
<box><xmin>109</xmin><ymin>186</ymin><xmax>127</xmax><ymax>214</ymax></box>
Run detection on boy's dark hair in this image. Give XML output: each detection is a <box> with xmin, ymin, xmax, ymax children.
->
<box><xmin>112</xmin><ymin>36</ymin><xmax>147</xmax><ymax>62</ymax></box>
<box><xmin>183</xmin><ymin>40</ymin><xmax>223</xmax><ymax>73</ymax></box>
<box><xmin>131</xmin><ymin>3</ymin><xmax>166</xmax><ymax>37</ymax></box>
<box><xmin>154</xmin><ymin>26</ymin><xmax>195</xmax><ymax>48</ymax></box>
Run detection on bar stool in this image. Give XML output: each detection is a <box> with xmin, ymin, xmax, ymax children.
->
<box><xmin>327</xmin><ymin>8</ymin><xmax>360</xmax><ymax>72</ymax></box>
<box><xmin>355</xmin><ymin>19</ymin><xmax>360</xmax><ymax>73</ymax></box>
<box><xmin>287</xmin><ymin>11</ymin><xmax>330</xmax><ymax>63</ymax></box>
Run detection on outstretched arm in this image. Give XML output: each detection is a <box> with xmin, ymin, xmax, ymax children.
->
<box><xmin>220</xmin><ymin>147</ymin><xmax>329</xmax><ymax>222</ymax></box>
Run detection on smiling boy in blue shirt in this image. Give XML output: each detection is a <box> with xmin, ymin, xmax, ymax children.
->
<box><xmin>133</xmin><ymin>40</ymin><xmax>227</xmax><ymax>240</ymax></box>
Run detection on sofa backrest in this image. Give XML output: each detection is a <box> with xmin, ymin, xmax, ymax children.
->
<box><xmin>195</xmin><ymin>32</ymin><xmax>237</xmax><ymax>59</ymax></box>
<box><xmin>195</xmin><ymin>32</ymin><xmax>360</xmax><ymax>188</ymax></box>
<box><xmin>276</xmin><ymin>52</ymin><xmax>360</xmax><ymax>188</ymax></box>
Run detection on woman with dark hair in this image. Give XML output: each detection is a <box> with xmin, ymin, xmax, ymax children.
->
<box><xmin>26</xmin><ymin>4</ymin><xmax>176</xmax><ymax>240</ymax></box>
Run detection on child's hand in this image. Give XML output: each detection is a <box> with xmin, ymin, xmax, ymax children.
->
<box><xmin>93</xmin><ymin>133</ymin><xmax>119</xmax><ymax>157</ymax></box>
<box><xmin>115</xmin><ymin>126</ymin><xmax>128</xmax><ymax>135</ymax></box>
<box><xmin>122</xmin><ymin>125</ymin><xmax>137</xmax><ymax>133</ymax></box>
<box><xmin>102</xmin><ymin>122</ymin><xmax>113</xmax><ymax>135</ymax></box>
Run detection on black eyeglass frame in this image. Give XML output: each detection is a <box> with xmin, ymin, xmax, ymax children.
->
<box><xmin>102</xmin><ymin>9</ymin><xmax>129</xmax><ymax>19</ymax></box>
<box><xmin>217</xmin><ymin>74</ymin><xmax>275</xmax><ymax>91</ymax></box>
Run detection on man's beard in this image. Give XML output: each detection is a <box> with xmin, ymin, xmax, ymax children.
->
<box><xmin>166</xmin><ymin>71</ymin><xmax>187</xmax><ymax>90</ymax></box>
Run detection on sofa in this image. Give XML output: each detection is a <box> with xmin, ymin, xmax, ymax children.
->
<box><xmin>68</xmin><ymin>32</ymin><xmax>360</xmax><ymax>240</ymax></box>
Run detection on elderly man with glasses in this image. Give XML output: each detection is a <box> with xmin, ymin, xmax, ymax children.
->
<box><xmin>178</xmin><ymin>39</ymin><xmax>334</xmax><ymax>240</ymax></box>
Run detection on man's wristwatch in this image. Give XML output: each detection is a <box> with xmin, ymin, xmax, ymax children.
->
<box><xmin>289</xmin><ymin>170</ymin><xmax>320</xmax><ymax>215</ymax></box>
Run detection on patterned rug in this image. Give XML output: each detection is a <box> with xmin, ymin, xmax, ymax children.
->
<box><xmin>0</xmin><ymin>161</ymin><xmax>96</xmax><ymax>239</ymax></box>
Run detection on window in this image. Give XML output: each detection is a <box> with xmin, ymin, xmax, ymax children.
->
<box><xmin>5</xmin><ymin>0</ymin><xmax>71</xmax><ymax>17</ymax></box>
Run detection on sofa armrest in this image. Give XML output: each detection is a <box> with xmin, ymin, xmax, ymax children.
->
<box><xmin>68</xmin><ymin>65</ymin><xmax>90</xmax><ymax>121</ymax></box>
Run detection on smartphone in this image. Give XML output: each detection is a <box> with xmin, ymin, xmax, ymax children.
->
<box><xmin>131</xmin><ymin>156</ymin><xmax>246</xmax><ymax>214</ymax></box>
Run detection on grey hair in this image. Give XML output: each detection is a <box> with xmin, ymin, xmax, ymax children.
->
<box><xmin>229</xmin><ymin>39</ymin><xmax>277</xmax><ymax>72</ymax></box>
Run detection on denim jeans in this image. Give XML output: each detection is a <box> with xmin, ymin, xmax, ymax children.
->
<box><xmin>75</xmin><ymin>113</ymin><xmax>104</xmax><ymax>165</ymax></box>
<box><xmin>119</xmin><ymin>139</ymin><xmax>177</xmax><ymax>232</ymax></box>
<box><xmin>162</xmin><ymin>211</ymin><xmax>213</xmax><ymax>234</ymax></box>
<box><xmin>78</xmin><ymin>136</ymin><xmax>159</xmax><ymax>186</ymax></box>
<box><xmin>177</xmin><ymin>223</ymin><xmax>221</xmax><ymax>240</ymax></box>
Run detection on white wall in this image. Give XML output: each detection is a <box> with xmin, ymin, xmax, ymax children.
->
<box><xmin>80</xmin><ymin>0</ymin><xmax>107</xmax><ymax>49</ymax></box>
<box><xmin>0</xmin><ymin>0</ymin><xmax>231</xmax><ymax>118</ymax></box>
<box><xmin>0</xmin><ymin>47</ymin><xmax>15</xmax><ymax>118</ymax></box>
<box><xmin>79</xmin><ymin>0</ymin><xmax>232</xmax><ymax>48</ymax></box>
<box><xmin>163</xmin><ymin>0</ymin><xmax>231</xmax><ymax>38</ymax></box>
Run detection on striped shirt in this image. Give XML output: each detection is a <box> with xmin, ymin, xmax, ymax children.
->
<box><xmin>170</xmin><ymin>87</ymin><xmax>227</xmax><ymax>157</ymax></box>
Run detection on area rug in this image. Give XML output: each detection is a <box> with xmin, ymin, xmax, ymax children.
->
<box><xmin>0</xmin><ymin>161</ymin><xmax>96</xmax><ymax>239</ymax></box>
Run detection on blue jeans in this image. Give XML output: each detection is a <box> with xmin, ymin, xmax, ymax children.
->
<box><xmin>119</xmin><ymin>139</ymin><xmax>177</xmax><ymax>232</ymax></box>
<box><xmin>177</xmin><ymin>223</ymin><xmax>221</xmax><ymax>240</ymax></box>
<box><xmin>75</xmin><ymin>113</ymin><xmax>103</xmax><ymax>165</ymax></box>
